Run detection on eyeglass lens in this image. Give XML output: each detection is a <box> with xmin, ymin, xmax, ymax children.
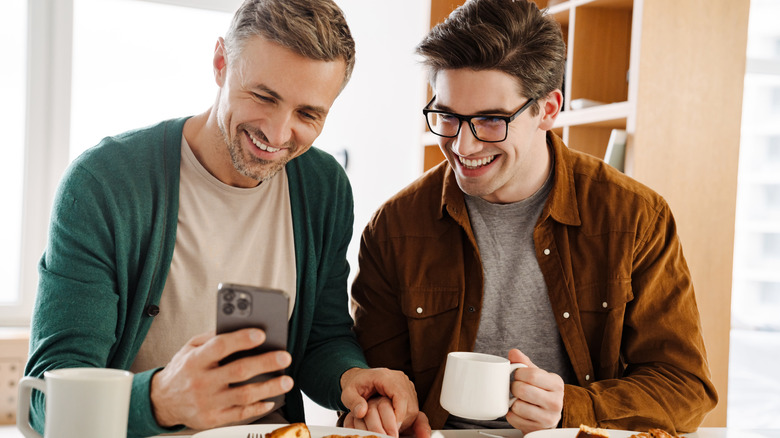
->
<box><xmin>427</xmin><ymin>113</ymin><xmax>507</xmax><ymax>142</ymax></box>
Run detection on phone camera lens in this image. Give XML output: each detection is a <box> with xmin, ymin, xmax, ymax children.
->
<box><xmin>222</xmin><ymin>303</ymin><xmax>234</xmax><ymax>315</ymax></box>
<box><xmin>237</xmin><ymin>298</ymin><xmax>249</xmax><ymax>311</ymax></box>
<box><xmin>223</xmin><ymin>291</ymin><xmax>235</xmax><ymax>302</ymax></box>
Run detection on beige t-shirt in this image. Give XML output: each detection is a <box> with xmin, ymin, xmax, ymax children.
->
<box><xmin>131</xmin><ymin>135</ymin><xmax>296</xmax><ymax>377</ymax></box>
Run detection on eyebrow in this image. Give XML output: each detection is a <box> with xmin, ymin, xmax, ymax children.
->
<box><xmin>433</xmin><ymin>102</ymin><xmax>512</xmax><ymax>116</ymax></box>
<box><xmin>253</xmin><ymin>84</ymin><xmax>329</xmax><ymax>119</ymax></box>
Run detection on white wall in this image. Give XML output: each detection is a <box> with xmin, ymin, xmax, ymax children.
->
<box><xmin>304</xmin><ymin>1</ymin><xmax>430</xmax><ymax>424</ymax></box>
<box><xmin>317</xmin><ymin>1</ymin><xmax>430</xmax><ymax>284</ymax></box>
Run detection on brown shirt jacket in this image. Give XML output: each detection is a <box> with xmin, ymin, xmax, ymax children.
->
<box><xmin>351</xmin><ymin>132</ymin><xmax>717</xmax><ymax>434</ymax></box>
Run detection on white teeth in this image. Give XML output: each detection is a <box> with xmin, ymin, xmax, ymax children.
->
<box><xmin>248</xmin><ymin>132</ymin><xmax>281</xmax><ymax>153</ymax></box>
<box><xmin>458</xmin><ymin>155</ymin><xmax>496</xmax><ymax>168</ymax></box>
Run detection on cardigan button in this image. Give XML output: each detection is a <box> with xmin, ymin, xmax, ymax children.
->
<box><xmin>145</xmin><ymin>304</ymin><xmax>160</xmax><ymax>317</ymax></box>
<box><xmin>563</xmin><ymin>312</ymin><xmax>570</xmax><ymax>319</ymax></box>
<box><xmin>543</xmin><ymin>248</ymin><xmax>551</xmax><ymax>255</ymax></box>
<box><xmin>416</xmin><ymin>307</ymin><xmax>423</xmax><ymax>314</ymax></box>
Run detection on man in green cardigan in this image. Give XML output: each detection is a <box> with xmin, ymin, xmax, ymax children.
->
<box><xmin>25</xmin><ymin>1</ymin><xmax>422</xmax><ymax>437</ymax></box>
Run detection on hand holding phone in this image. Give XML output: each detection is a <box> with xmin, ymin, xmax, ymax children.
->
<box><xmin>216</xmin><ymin>283</ymin><xmax>290</xmax><ymax>404</ymax></box>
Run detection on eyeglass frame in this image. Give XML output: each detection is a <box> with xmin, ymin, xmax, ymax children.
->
<box><xmin>422</xmin><ymin>95</ymin><xmax>537</xmax><ymax>143</ymax></box>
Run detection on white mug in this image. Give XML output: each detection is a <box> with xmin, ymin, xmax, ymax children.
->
<box><xmin>17</xmin><ymin>367</ymin><xmax>133</xmax><ymax>438</ymax></box>
<box><xmin>439</xmin><ymin>352</ymin><xmax>526</xmax><ymax>420</ymax></box>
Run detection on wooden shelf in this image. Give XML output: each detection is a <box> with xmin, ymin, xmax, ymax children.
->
<box><xmin>547</xmin><ymin>0</ymin><xmax>632</xmax><ymax>13</ymax></box>
<box><xmin>554</xmin><ymin>101</ymin><xmax>629</xmax><ymax>128</ymax></box>
<box><xmin>547</xmin><ymin>0</ymin><xmax>633</xmax><ymax>27</ymax></box>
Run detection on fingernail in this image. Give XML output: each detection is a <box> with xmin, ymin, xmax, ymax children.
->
<box><xmin>249</xmin><ymin>329</ymin><xmax>264</xmax><ymax>343</ymax></box>
<box><xmin>277</xmin><ymin>352</ymin><xmax>292</xmax><ymax>367</ymax></box>
<box><xmin>281</xmin><ymin>376</ymin><xmax>294</xmax><ymax>391</ymax></box>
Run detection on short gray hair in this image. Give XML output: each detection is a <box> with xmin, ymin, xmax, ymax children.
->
<box><xmin>225</xmin><ymin>0</ymin><xmax>356</xmax><ymax>90</ymax></box>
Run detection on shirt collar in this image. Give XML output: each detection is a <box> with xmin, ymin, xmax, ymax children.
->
<box><xmin>439</xmin><ymin>130</ymin><xmax>581</xmax><ymax>227</ymax></box>
<box><xmin>544</xmin><ymin>130</ymin><xmax>581</xmax><ymax>227</ymax></box>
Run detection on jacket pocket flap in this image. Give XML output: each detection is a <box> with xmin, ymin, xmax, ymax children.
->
<box><xmin>576</xmin><ymin>280</ymin><xmax>633</xmax><ymax>312</ymax></box>
<box><xmin>400</xmin><ymin>286</ymin><xmax>460</xmax><ymax>319</ymax></box>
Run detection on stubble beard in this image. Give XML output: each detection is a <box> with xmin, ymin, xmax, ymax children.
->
<box><xmin>221</xmin><ymin>122</ymin><xmax>292</xmax><ymax>183</ymax></box>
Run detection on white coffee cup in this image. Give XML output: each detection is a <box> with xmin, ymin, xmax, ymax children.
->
<box><xmin>17</xmin><ymin>367</ymin><xmax>133</xmax><ymax>438</ymax></box>
<box><xmin>439</xmin><ymin>352</ymin><xmax>526</xmax><ymax>420</ymax></box>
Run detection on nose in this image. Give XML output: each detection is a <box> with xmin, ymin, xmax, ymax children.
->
<box><xmin>262</xmin><ymin>111</ymin><xmax>294</xmax><ymax>147</ymax></box>
<box><xmin>450</xmin><ymin>121</ymin><xmax>482</xmax><ymax>157</ymax></box>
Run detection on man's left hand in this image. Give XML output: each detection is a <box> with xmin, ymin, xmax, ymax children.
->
<box><xmin>343</xmin><ymin>396</ymin><xmax>431</xmax><ymax>438</ymax></box>
<box><xmin>340</xmin><ymin>368</ymin><xmax>425</xmax><ymax>438</ymax></box>
<box><xmin>505</xmin><ymin>349</ymin><xmax>564</xmax><ymax>434</ymax></box>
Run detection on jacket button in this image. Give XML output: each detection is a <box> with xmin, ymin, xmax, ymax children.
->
<box><xmin>416</xmin><ymin>307</ymin><xmax>423</xmax><ymax>314</ymax></box>
<box><xmin>602</xmin><ymin>301</ymin><xmax>608</xmax><ymax>308</ymax></box>
<box><xmin>563</xmin><ymin>312</ymin><xmax>570</xmax><ymax>319</ymax></box>
<box><xmin>468</xmin><ymin>306</ymin><xmax>476</xmax><ymax>312</ymax></box>
<box><xmin>543</xmin><ymin>248</ymin><xmax>551</xmax><ymax>255</ymax></box>
<box><xmin>145</xmin><ymin>304</ymin><xmax>160</xmax><ymax>317</ymax></box>
<box><xmin>585</xmin><ymin>374</ymin><xmax>590</xmax><ymax>381</ymax></box>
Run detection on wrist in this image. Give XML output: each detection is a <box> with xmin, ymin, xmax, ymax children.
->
<box><xmin>340</xmin><ymin>367</ymin><xmax>362</xmax><ymax>390</ymax></box>
<box><xmin>150</xmin><ymin>369</ymin><xmax>177</xmax><ymax>428</ymax></box>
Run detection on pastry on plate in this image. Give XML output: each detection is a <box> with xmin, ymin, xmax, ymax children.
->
<box><xmin>576</xmin><ymin>424</ymin><xmax>610</xmax><ymax>437</ymax></box>
<box><xmin>629</xmin><ymin>428</ymin><xmax>680</xmax><ymax>438</ymax></box>
<box><xmin>264</xmin><ymin>423</ymin><xmax>380</xmax><ymax>438</ymax></box>
<box><xmin>266</xmin><ymin>423</ymin><xmax>311</xmax><ymax>438</ymax></box>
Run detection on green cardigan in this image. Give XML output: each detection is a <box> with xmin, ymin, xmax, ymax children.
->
<box><xmin>26</xmin><ymin>117</ymin><xmax>368</xmax><ymax>437</ymax></box>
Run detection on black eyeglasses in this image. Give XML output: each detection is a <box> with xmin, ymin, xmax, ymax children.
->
<box><xmin>422</xmin><ymin>95</ymin><xmax>536</xmax><ymax>143</ymax></box>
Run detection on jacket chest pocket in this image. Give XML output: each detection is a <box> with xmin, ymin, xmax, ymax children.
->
<box><xmin>400</xmin><ymin>287</ymin><xmax>461</xmax><ymax>374</ymax></box>
<box><xmin>575</xmin><ymin>281</ymin><xmax>632</xmax><ymax>378</ymax></box>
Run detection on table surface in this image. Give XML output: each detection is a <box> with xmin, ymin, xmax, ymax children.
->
<box><xmin>2</xmin><ymin>426</ymin><xmax>780</xmax><ymax>438</ymax></box>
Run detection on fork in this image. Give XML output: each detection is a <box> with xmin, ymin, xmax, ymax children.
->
<box><xmin>247</xmin><ymin>434</ymin><xmax>262</xmax><ymax>438</ymax></box>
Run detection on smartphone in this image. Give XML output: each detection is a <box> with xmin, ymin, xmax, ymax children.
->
<box><xmin>216</xmin><ymin>283</ymin><xmax>290</xmax><ymax>402</ymax></box>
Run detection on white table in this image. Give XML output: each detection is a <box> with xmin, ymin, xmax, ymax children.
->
<box><xmin>2</xmin><ymin>426</ymin><xmax>779</xmax><ymax>438</ymax></box>
<box><xmin>430</xmin><ymin>430</ymin><xmax>780</xmax><ymax>438</ymax></box>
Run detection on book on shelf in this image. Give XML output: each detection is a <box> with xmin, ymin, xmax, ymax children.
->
<box><xmin>604</xmin><ymin>129</ymin><xmax>627</xmax><ymax>172</ymax></box>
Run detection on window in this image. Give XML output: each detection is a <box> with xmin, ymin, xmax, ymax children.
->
<box><xmin>0</xmin><ymin>1</ymin><xmax>26</xmax><ymax>308</ymax></box>
<box><xmin>70</xmin><ymin>0</ymin><xmax>234</xmax><ymax>159</ymax></box>
<box><xmin>0</xmin><ymin>0</ymin><xmax>237</xmax><ymax>325</ymax></box>
<box><xmin>729</xmin><ymin>0</ymin><xmax>780</xmax><ymax>428</ymax></box>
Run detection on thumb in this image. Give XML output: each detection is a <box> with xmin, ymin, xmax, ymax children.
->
<box><xmin>341</xmin><ymin>387</ymin><xmax>368</xmax><ymax>419</ymax></box>
<box><xmin>508</xmin><ymin>348</ymin><xmax>537</xmax><ymax>368</ymax></box>
<box><xmin>411</xmin><ymin>412</ymin><xmax>432</xmax><ymax>438</ymax></box>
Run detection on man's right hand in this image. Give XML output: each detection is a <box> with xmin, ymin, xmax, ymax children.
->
<box><xmin>150</xmin><ymin>329</ymin><xmax>294</xmax><ymax>430</ymax></box>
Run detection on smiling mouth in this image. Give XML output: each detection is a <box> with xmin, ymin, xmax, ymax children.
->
<box><xmin>247</xmin><ymin>131</ymin><xmax>281</xmax><ymax>153</ymax></box>
<box><xmin>458</xmin><ymin>155</ymin><xmax>496</xmax><ymax>170</ymax></box>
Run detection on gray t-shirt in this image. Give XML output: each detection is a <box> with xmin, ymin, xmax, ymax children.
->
<box><xmin>446</xmin><ymin>166</ymin><xmax>575</xmax><ymax>429</ymax></box>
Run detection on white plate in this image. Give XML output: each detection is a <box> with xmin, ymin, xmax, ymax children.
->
<box><xmin>525</xmin><ymin>429</ymin><xmax>638</xmax><ymax>438</ymax></box>
<box><xmin>192</xmin><ymin>424</ymin><xmax>393</xmax><ymax>438</ymax></box>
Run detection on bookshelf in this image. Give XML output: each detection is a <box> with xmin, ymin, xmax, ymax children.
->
<box><xmin>425</xmin><ymin>0</ymin><xmax>751</xmax><ymax>426</ymax></box>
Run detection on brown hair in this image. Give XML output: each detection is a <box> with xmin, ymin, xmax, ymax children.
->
<box><xmin>416</xmin><ymin>0</ymin><xmax>565</xmax><ymax>114</ymax></box>
<box><xmin>225</xmin><ymin>0</ymin><xmax>356</xmax><ymax>90</ymax></box>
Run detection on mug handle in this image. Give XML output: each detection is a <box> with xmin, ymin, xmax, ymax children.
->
<box><xmin>17</xmin><ymin>377</ymin><xmax>46</xmax><ymax>438</ymax></box>
<box><xmin>507</xmin><ymin>363</ymin><xmax>528</xmax><ymax>408</ymax></box>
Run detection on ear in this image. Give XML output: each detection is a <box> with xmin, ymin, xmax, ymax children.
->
<box><xmin>213</xmin><ymin>37</ymin><xmax>227</xmax><ymax>87</ymax></box>
<box><xmin>538</xmin><ymin>89</ymin><xmax>563</xmax><ymax>131</ymax></box>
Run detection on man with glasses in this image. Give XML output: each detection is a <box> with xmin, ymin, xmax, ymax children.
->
<box><xmin>348</xmin><ymin>0</ymin><xmax>716</xmax><ymax>435</ymax></box>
